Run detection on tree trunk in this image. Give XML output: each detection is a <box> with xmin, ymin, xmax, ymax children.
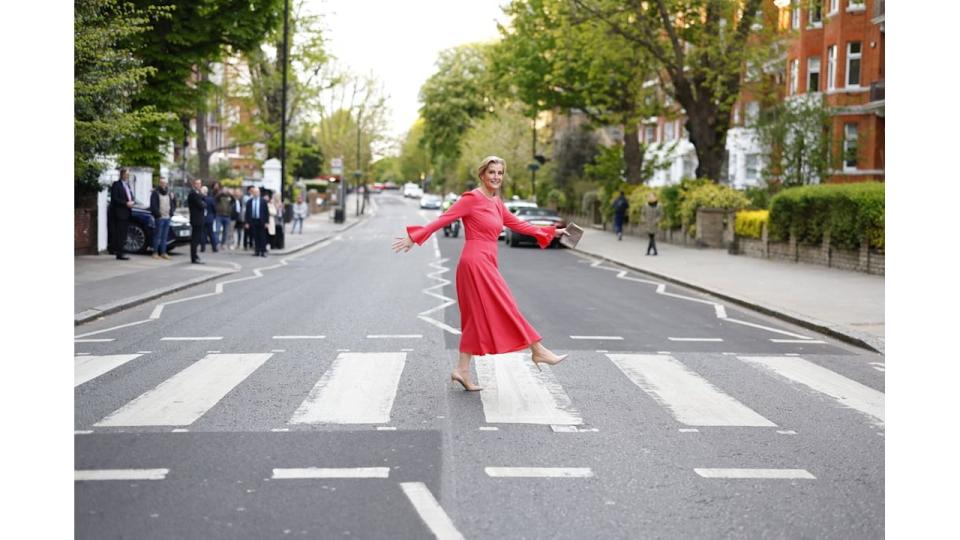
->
<box><xmin>623</xmin><ymin>126</ymin><xmax>644</xmax><ymax>184</ymax></box>
<box><xmin>684</xmin><ymin>100</ymin><xmax>727</xmax><ymax>182</ymax></box>
<box><xmin>195</xmin><ymin>70</ymin><xmax>211</xmax><ymax>182</ymax></box>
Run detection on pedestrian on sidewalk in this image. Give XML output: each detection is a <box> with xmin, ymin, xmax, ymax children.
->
<box><xmin>393</xmin><ymin>155</ymin><xmax>571</xmax><ymax>392</ymax></box>
<box><xmin>612</xmin><ymin>190</ymin><xmax>629</xmax><ymax>241</ymax></box>
<box><xmin>187</xmin><ymin>179</ymin><xmax>205</xmax><ymax>264</ymax></box>
<box><xmin>292</xmin><ymin>194</ymin><xmax>308</xmax><ymax>234</ymax></box>
<box><xmin>273</xmin><ymin>194</ymin><xmax>285</xmax><ymax>249</ymax></box>
<box><xmin>241</xmin><ymin>186</ymin><xmax>253</xmax><ymax>250</ymax></box>
<box><xmin>265</xmin><ymin>192</ymin><xmax>278</xmax><ymax>250</ymax></box>
<box><xmin>232</xmin><ymin>187</ymin><xmax>244</xmax><ymax>249</ymax></box>
<box><xmin>641</xmin><ymin>192</ymin><xmax>662</xmax><ymax>256</ymax></box>
<box><xmin>200</xmin><ymin>185</ymin><xmax>219</xmax><ymax>253</ymax></box>
<box><xmin>214</xmin><ymin>182</ymin><xmax>235</xmax><ymax>249</ymax></box>
<box><xmin>245</xmin><ymin>186</ymin><xmax>268</xmax><ymax>257</ymax></box>
<box><xmin>149</xmin><ymin>176</ymin><xmax>176</xmax><ymax>260</ymax></box>
<box><xmin>109</xmin><ymin>167</ymin><xmax>135</xmax><ymax>260</ymax></box>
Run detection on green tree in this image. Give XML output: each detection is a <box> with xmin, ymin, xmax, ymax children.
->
<box><xmin>398</xmin><ymin>119</ymin><xmax>432</xmax><ymax>182</ymax></box>
<box><xmin>493</xmin><ymin>0</ymin><xmax>661</xmax><ymax>184</ymax></box>
<box><xmin>74</xmin><ymin>0</ymin><xmax>172</xmax><ymax>200</ymax></box>
<box><xmin>572</xmin><ymin>0</ymin><xmax>780</xmax><ymax>182</ymax></box>
<box><xmin>454</xmin><ymin>103</ymin><xmax>535</xmax><ymax>198</ymax></box>
<box><xmin>754</xmin><ymin>94</ymin><xmax>832</xmax><ymax>187</ymax></box>
<box><xmin>121</xmin><ymin>0</ymin><xmax>283</xmax><ymax>169</ymax></box>
<box><xmin>371</xmin><ymin>157</ymin><xmax>403</xmax><ymax>183</ymax></box>
<box><xmin>418</xmin><ymin>43</ymin><xmax>496</xmax><ymax>168</ymax></box>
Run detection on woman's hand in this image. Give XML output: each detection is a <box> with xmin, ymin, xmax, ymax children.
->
<box><xmin>392</xmin><ymin>235</ymin><xmax>415</xmax><ymax>253</ymax></box>
<box><xmin>554</xmin><ymin>228</ymin><xmax>570</xmax><ymax>238</ymax></box>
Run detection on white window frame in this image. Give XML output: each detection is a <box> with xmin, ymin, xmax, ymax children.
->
<box><xmin>664</xmin><ymin>121</ymin><xmax>675</xmax><ymax>140</ymax></box>
<box><xmin>745</xmin><ymin>101</ymin><xmax>760</xmax><ymax>125</ymax></box>
<box><xmin>809</xmin><ymin>0</ymin><xmax>823</xmax><ymax>26</ymax></box>
<box><xmin>827</xmin><ymin>0</ymin><xmax>839</xmax><ymax>15</ymax></box>
<box><xmin>847</xmin><ymin>0</ymin><xmax>866</xmax><ymax>13</ymax></box>
<box><xmin>807</xmin><ymin>56</ymin><xmax>821</xmax><ymax>93</ymax></box>
<box><xmin>789</xmin><ymin>59</ymin><xmax>799</xmax><ymax>95</ymax></box>
<box><xmin>846</xmin><ymin>41</ymin><xmax>862</xmax><ymax>88</ymax></box>
<box><xmin>843</xmin><ymin>122</ymin><xmax>859</xmax><ymax>171</ymax></box>
<box><xmin>644</xmin><ymin>125</ymin><xmax>656</xmax><ymax>143</ymax></box>
<box><xmin>745</xmin><ymin>154</ymin><xmax>760</xmax><ymax>181</ymax></box>
<box><xmin>826</xmin><ymin>45</ymin><xmax>837</xmax><ymax>90</ymax></box>
<box><xmin>791</xmin><ymin>5</ymin><xmax>800</xmax><ymax>29</ymax></box>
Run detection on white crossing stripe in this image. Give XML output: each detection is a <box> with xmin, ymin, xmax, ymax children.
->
<box><xmin>485</xmin><ymin>467</ymin><xmax>594</xmax><ymax>478</ymax></box>
<box><xmin>273</xmin><ymin>335</ymin><xmax>326</xmax><ymax>340</ymax></box>
<box><xmin>75</xmin><ymin>354</ymin><xmax>142</xmax><ymax>387</ymax></box>
<box><xmin>475</xmin><ymin>353</ymin><xmax>582</xmax><ymax>425</ymax></box>
<box><xmin>607</xmin><ymin>354</ymin><xmax>776</xmax><ymax>427</ymax></box>
<box><xmin>75</xmin><ymin>469</ymin><xmax>169</xmax><ymax>481</ymax></box>
<box><xmin>271</xmin><ymin>467</ymin><xmax>390</xmax><ymax>479</ymax></box>
<box><xmin>570</xmin><ymin>335</ymin><xmax>623</xmax><ymax>340</ymax></box>
<box><xmin>400</xmin><ymin>482</ymin><xmax>465</xmax><ymax>540</ymax></box>
<box><xmin>739</xmin><ymin>355</ymin><xmax>885</xmax><ymax>425</ymax></box>
<box><xmin>289</xmin><ymin>352</ymin><xmax>406</xmax><ymax>424</ymax></box>
<box><xmin>694</xmin><ymin>468</ymin><xmax>815</xmax><ymax>479</ymax></box>
<box><xmin>95</xmin><ymin>353</ymin><xmax>272</xmax><ymax>426</ymax></box>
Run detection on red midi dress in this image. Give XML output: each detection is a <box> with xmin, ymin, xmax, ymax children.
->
<box><xmin>406</xmin><ymin>189</ymin><xmax>556</xmax><ymax>355</ymax></box>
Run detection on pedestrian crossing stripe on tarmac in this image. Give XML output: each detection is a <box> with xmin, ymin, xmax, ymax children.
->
<box><xmin>76</xmin><ymin>351</ymin><xmax>883</xmax><ymax>430</ymax></box>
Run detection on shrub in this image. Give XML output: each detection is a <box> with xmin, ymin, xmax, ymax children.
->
<box><xmin>679</xmin><ymin>183</ymin><xmax>751</xmax><ymax>236</ymax></box>
<box><xmin>768</xmin><ymin>182</ymin><xmax>884</xmax><ymax>250</ymax></box>
<box><xmin>744</xmin><ymin>186</ymin><xmax>771</xmax><ymax>210</ymax></box>
<box><xmin>581</xmin><ymin>190</ymin><xmax>599</xmax><ymax>215</ymax></box>
<box><xmin>546</xmin><ymin>188</ymin><xmax>567</xmax><ymax>208</ymax></box>
<box><xmin>735</xmin><ymin>210</ymin><xmax>769</xmax><ymax>239</ymax></box>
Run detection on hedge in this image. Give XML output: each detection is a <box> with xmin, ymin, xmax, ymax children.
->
<box><xmin>768</xmin><ymin>182</ymin><xmax>884</xmax><ymax>250</ymax></box>
<box><xmin>735</xmin><ymin>210</ymin><xmax>769</xmax><ymax>239</ymax></box>
<box><xmin>679</xmin><ymin>183</ymin><xmax>751</xmax><ymax>236</ymax></box>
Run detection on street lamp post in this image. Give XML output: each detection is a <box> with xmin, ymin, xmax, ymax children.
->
<box><xmin>280</xmin><ymin>0</ymin><xmax>290</xmax><ymax>204</ymax></box>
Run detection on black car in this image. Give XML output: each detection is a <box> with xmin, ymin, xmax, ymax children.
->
<box><xmin>505</xmin><ymin>207</ymin><xmax>567</xmax><ymax>248</ymax></box>
<box><xmin>107</xmin><ymin>204</ymin><xmax>192</xmax><ymax>255</ymax></box>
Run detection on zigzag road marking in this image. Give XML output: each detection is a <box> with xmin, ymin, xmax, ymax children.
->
<box><xmin>417</xmin><ymin>233</ymin><xmax>461</xmax><ymax>335</ymax></box>
<box><xmin>75</xmin><ymin>238</ymin><xmax>339</xmax><ymax>339</ymax></box>
<box><xmin>583</xmin><ymin>256</ymin><xmax>813</xmax><ymax>340</ymax></box>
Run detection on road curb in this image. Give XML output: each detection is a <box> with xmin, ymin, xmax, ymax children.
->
<box><xmin>74</xmin><ymin>216</ymin><xmax>369</xmax><ymax>326</ymax></box>
<box><xmin>572</xmin><ymin>248</ymin><xmax>884</xmax><ymax>355</ymax></box>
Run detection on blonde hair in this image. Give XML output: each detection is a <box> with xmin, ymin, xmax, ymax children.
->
<box><xmin>477</xmin><ymin>155</ymin><xmax>506</xmax><ymax>180</ymax></box>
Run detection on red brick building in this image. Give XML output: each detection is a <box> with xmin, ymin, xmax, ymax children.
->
<box><xmin>784</xmin><ymin>0</ymin><xmax>884</xmax><ymax>183</ymax></box>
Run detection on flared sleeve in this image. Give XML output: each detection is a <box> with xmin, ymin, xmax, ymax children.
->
<box><xmin>406</xmin><ymin>191</ymin><xmax>476</xmax><ymax>245</ymax></box>
<box><xmin>500</xmin><ymin>200</ymin><xmax>556</xmax><ymax>249</ymax></box>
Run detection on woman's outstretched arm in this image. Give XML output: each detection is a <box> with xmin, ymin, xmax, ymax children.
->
<box><xmin>500</xmin><ymin>200</ymin><xmax>568</xmax><ymax>249</ymax></box>
<box><xmin>392</xmin><ymin>192</ymin><xmax>476</xmax><ymax>253</ymax></box>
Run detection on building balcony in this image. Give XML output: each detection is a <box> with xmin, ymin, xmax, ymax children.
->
<box><xmin>869</xmin><ymin>80</ymin><xmax>884</xmax><ymax>102</ymax></box>
<box><xmin>872</xmin><ymin>0</ymin><xmax>885</xmax><ymax>30</ymax></box>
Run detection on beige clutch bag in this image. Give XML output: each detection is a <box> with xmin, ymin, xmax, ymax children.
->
<box><xmin>559</xmin><ymin>222</ymin><xmax>583</xmax><ymax>249</ymax></box>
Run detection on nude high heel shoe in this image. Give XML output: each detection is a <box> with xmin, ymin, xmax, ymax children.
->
<box><xmin>531</xmin><ymin>353</ymin><xmax>569</xmax><ymax>371</ymax></box>
<box><xmin>450</xmin><ymin>372</ymin><xmax>483</xmax><ymax>391</ymax></box>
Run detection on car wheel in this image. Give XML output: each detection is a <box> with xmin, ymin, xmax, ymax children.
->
<box><xmin>126</xmin><ymin>224</ymin><xmax>147</xmax><ymax>254</ymax></box>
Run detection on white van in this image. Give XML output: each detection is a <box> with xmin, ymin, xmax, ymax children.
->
<box><xmin>403</xmin><ymin>182</ymin><xmax>423</xmax><ymax>198</ymax></box>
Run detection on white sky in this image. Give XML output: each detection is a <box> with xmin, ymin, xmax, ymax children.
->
<box><xmin>308</xmin><ymin>0</ymin><xmax>508</xmax><ymax>153</ymax></box>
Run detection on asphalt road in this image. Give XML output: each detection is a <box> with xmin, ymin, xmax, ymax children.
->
<box><xmin>75</xmin><ymin>191</ymin><xmax>884</xmax><ymax>539</ymax></box>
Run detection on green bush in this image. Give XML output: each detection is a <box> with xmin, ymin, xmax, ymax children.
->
<box><xmin>626</xmin><ymin>185</ymin><xmax>659</xmax><ymax>224</ymax></box>
<box><xmin>679</xmin><ymin>183</ymin><xmax>751</xmax><ymax>236</ymax></box>
<box><xmin>735</xmin><ymin>210</ymin><xmax>769</xmax><ymax>239</ymax></box>
<box><xmin>768</xmin><ymin>182</ymin><xmax>884</xmax><ymax>250</ymax></box>
<box><xmin>546</xmin><ymin>188</ymin><xmax>567</xmax><ymax>208</ymax></box>
<box><xmin>744</xmin><ymin>186</ymin><xmax>771</xmax><ymax>210</ymax></box>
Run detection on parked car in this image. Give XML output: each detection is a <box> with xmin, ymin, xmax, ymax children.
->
<box><xmin>384</xmin><ymin>181</ymin><xmax>398</xmax><ymax>190</ymax></box>
<box><xmin>370</xmin><ymin>182</ymin><xmax>384</xmax><ymax>193</ymax></box>
<box><xmin>505</xmin><ymin>207</ymin><xmax>567</xmax><ymax>248</ymax></box>
<box><xmin>500</xmin><ymin>198</ymin><xmax>538</xmax><ymax>240</ymax></box>
<box><xmin>403</xmin><ymin>182</ymin><xmax>423</xmax><ymax>198</ymax></box>
<box><xmin>107</xmin><ymin>204</ymin><xmax>191</xmax><ymax>255</ymax></box>
<box><xmin>420</xmin><ymin>194</ymin><xmax>442</xmax><ymax>209</ymax></box>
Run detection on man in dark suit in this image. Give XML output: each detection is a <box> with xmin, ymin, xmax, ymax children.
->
<box><xmin>109</xmin><ymin>168</ymin><xmax>135</xmax><ymax>260</ymax></box>
<box><xmin>187</xmin><ymin>179</ymin><xmax>206</xmax><ymax>264</ymax></box>
<box><xmin>245</xmin><ymin>186</ymin><xmax>268</xmax><ymax>257</ymax></box>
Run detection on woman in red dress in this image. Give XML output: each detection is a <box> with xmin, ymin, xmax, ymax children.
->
<box><xmin>392</xmin><ymin>156</ymin><xmax>569</xmax><ymax>391</ymax></box>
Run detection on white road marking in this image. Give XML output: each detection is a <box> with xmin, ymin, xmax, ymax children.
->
<box><xmin>570</xmin><ymin>335</ymin><xmax>623</xmax><ymax>340</ymax></box>
<box><xmin>271</xmin><ymin>428</ymin><xmax>290</xmax><ymax>432</ymax></box>
<box><xmin>694</xmin><ymin>468</ymin><xmax>816</xmax><ymax>480</ymax></box>
<box><xmin>136</xmin><ymin>351</ymin><xmax>152</xmax><ymax>354</ymax></box>
<box><xmin>75</xmin><ymin>430</ymin><xmax>93</xmax><ymax>435</ymax></box>
<box><xmin>74</xmin><ymin>339</ymin><xmax>115</xmax><ymax>343</ymax></box>
<box><xmin>75</xmin><ymin>354</ymin><xmax>143</xmax><ymax>387</ymax></box>
<box><xmin>595</xmin><ymin>349</ymin><xmax>608</xmax><ymax>353</ymax></box>
<box><xmin>206</xmin><ymin>350</ymin><xmax>221</xmax><ymax>353</ymax></box>
<box><xmin>273</xmin><ymin>335</ymin><xmax>326</xmax><ymax>340</ymax></box>
<box><xmin>401</xmin><ymin>348</ymin><xmax>415</xmax><ymax>352</ymax></box>
<box><xmin>608</xmin><ymin>353</ymin><xmax>776</xmax><ymax>427</ymax></box>
<box><xmin>160</xmin><ymin>336</ymin><xmax>223</xmax><ymax>341</ymax></box>
<box><xmin>777</xmin><ymin>430</ymin><xmax>798</xmax><ymax>435</ymax></box>
<box><xmin>95</xmin><ymin>353</ymin><xmax>272</xmax><ymax>426</ymax></box>
<box><xmin>668</xmin><ymin>337</ymin><xmax>724</xmax><ymax>342</ymax></box>
<box><xmin>679</xmin><ymin>428</ymin><xmax>700</xmax><ymax>433</ymax></box>
<box><xmin>289</xmin><ymin>352</ymin><xmax>406</xmax><ymax>424</ymax></box>
<box><xmin>479</xmin><ymin>427</ymin><xmax>499</xmax><ymax>431</ymax></box>
<box><xmin>376</xmin><ymin>426</ymin><xmax>397</xmax><ymax>431</ymax></box>
<box><xmin>485</xmin><ymin>467</ymin><xmax>594</xmax><ymax>478</ymax></box>
<box><xmin>739</xmin><ymin>355</ymin><xmax>885</xmax><ymax>426</ymax></box>
<box><xmin>76</xmin><ymin>469</ymin><xmax>169</xmax><ymax>481</ymax></box>
<box><xmin>418</xmin><ymin>257</ymin><xmax>462</xmax><ymax>336</ymax></box>
<box><xmin>550</xmin><ymin>425</ymin><xmax>599</xmax><ymax>433</ymax></box>
<box><xmin>770</xmin><ymin>339</ymin><xmax>827</xmax><ymax>344</ymax></box>
<box><xmin>366</xmin><ymin>334</ymin><xmax>422</xmax><ymax>339</ymax></box>
<box><xmin>400</xmin><ymin>482</ymin><xmax>465</xmax><ymax>540</ymax></box>
<box><xmin>271</xmin><ymin>468</ymin><xmax>390</xmax><ymax>479</ymax></box>
<box><xmin>171</xmin><ymin>429</ymin><xmax>189</xmax><ymax>433</ymax></box>
<box><xmin>336</xmin><ymin>349</ymin><xmax>350</xmax><ymax>352</ymax></box>
<box><xmin>75</xmin><ymin>352</ymin><xmax>91</xmax><ymax>356</ymax></box>
<box><xmin>476</xmin><ymin>353</ymin><xmax>582</xmax><ymax>426</ymax></box>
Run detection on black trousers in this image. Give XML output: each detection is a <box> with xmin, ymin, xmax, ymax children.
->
<box><xmin>252</xmin><ymin>223</ymin><xmax>267</xmax><ymax>255</ymax></box>
<box><xmin>112</xmin><ymin>218</ymin><xmax>129</xmax><ymax>258</ymax></box>
<box><xmin>190</xmin><ymin>224</ymin><xmax>203</xmax><ymax>261</ymax></box>
<box><xmin>647</xmin><ymin>233</ymin><xmax>658</xmax><ymax>255</ymax></box>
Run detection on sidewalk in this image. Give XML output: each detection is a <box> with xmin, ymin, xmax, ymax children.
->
<box><xmin>571</xmin><ymin>227</ymin><xmax>885</xmax><ymax>353</ymax></box>
<box><xmin>74</xmin><ymin>195</ymin><xmax>370</xmax><ymax>325</ymax></box>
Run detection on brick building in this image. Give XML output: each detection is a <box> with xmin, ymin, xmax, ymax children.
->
<box><xmin>784</xmin><ymin>0</ymin><xmax>884</xmax><ymax>183</ymax></box>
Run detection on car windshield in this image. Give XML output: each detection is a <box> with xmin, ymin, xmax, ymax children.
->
<box><xmin>517</xmin><ymin>208</ymin><xmax>558</xmax><ymax>217</ymax></box>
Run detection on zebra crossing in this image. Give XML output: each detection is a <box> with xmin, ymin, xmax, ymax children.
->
<box><xmin>75</xmin><ymin>348</ymin><xmax>884</xmax><ymax>433</ymax></box>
